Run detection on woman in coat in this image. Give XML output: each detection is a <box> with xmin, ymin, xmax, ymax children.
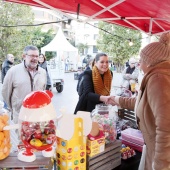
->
<box><xmin>39</xmin><ymin>54</ymin><xmax>52</xmax><ymax>90</ymax></box>
<box><xmin>74</xmin><ymin>53</ymin><xmax>112</xmax><ymax>114</ymax></box>
<box><xmin>111</xmin><ymin>32</ymin><xmax>170</xmax><ymax>170</ymax></box>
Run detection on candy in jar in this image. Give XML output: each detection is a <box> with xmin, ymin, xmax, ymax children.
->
<box><xmin>92</xmin><ymin>114</ymin><xmax>117</xmax><ymax>143</ymax></box>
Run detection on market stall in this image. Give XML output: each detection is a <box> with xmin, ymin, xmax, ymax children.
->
<box><xmin>0</xmin><ymin>91</ymin><xmax>124</xmax><ymax>170</ymax></box>
<box><xmin>2</xmin><ymin>0</ymin><xmax>169</xmax><ymax>169</ymax></box>
<box><xmin>4</xmin><ymin>0</ymin><xmax>170</xmax><ymax>36</ymax></box>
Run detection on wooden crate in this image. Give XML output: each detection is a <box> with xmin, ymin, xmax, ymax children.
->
<box><xmin>118</xmin><ymin>109</ymin><xmax>136</xmax><ymax>124</ymax></box>
<box><xmin>0</xmin><ymin>153</ymin><xmax>53</xmax><ymax>170</ymax></box>
<box><xmin>87</xmin><ymin>140</ymin><xmax>122</xmax><ymax>170</ymax></box>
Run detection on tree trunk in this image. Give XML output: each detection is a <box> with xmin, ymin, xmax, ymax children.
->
<box><xmin>115</xmin><ymin>63</ymin><xmax>124</xmax><ymax>73</ymax></box>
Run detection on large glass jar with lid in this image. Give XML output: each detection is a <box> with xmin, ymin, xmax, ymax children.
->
<box><xmin>91</xmin><ymin>104</ymin><xmax>117</xmax><ymax>144</ymax></box>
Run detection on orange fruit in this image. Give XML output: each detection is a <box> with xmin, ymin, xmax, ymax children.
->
<box><xmin>0</xmin><ymin>153</ymin><xmax>6</xmax><ymax>160</ymax></box>
<box><xmin>0</xmin><ymin>142</ymin><xmax>5</xmax><ymax>150</ymax></box>
<box><xmin>0</xmin><ymin>120</ymin><xmax>5</xmax><ymax>131</ymax></box>
<box><xmin>0</xmin><ymin>151</ymin><xmax>4</xmax><ymax>158</ymax></box>
<box><xmin>3</xmin><ymin>146</ymin><xmax>8</xmax><ymax>153</ymax></box>
<box><xmin>5</xmin><ymin>149</ymin><xmax>10</xmax><ymax>157</ymax></box>
<box><xmin>0</xmin><ymin>132</ymin><xmax>4</xmax><ymax>141</ymax></box>
<box><xmin>3</xmin><ymin>130</ymin><xmax>10</xmax><ymax>138</ymax></box>
<box><xmin>1</xmin><ymin>115</ymin><xmax>9</xmax><ymax>123</ymax></box>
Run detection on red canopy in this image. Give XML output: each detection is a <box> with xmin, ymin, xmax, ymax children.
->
<box><xmin>5</xmin><ymin>0</ymin><xmax>170</xmax><ymax>35</ymax></box>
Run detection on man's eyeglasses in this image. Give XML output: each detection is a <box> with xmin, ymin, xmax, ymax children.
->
<box><xmin>26</xmin><ymin>54</ymin><xmax>39</xmax><ymax>58</ymax></box>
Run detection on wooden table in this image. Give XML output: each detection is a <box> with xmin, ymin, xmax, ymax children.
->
<box><xmin>0</xmin><ymin>153</ymin><xmax>53</xmax><ymax>170</ymax></box>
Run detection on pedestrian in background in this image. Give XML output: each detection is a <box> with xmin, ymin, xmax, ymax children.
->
<box><xmin>76</xmin><ymin>58</ymin><xmax>94</xmax><ymax>94</ymax></box>
<box><xmin>2</xmin><ymin>45</ymin><xmax>47</xmax><ymax>123</ymax></box>
<box><xmin>74</xmin><ymin>53</ymin><xmax>112</xmax><ymax>114</ymax></box>
<box><xmin>109</xmin><ymin>32</ymin><xmax>170</xmax><ymax>170</ymax></box>
<box><xmin>119</xmin><ymin>57</ymin><xmax>139</xmax><ymax>95</ymax></box>
<box><xmin>65</xmin><ymin>57</ymin><xmax>69</xmax><ymax>72</ymax></box>
<box><xmin>1</xmin><ymin>54</ymin><xmax>15</xmax><ymax>83</ymax></box>
<box><xmin>39</xmin><ymin>54</ymin><xmax>52</xmax><ymax>90</ymax></box>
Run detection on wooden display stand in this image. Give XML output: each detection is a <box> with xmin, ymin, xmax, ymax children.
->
<box><xmin>118</xmin><ymin>109</ymin><xmax>136</xmax><ymax>124</ymax></box>
<box><xmin>0</xmin><ymin>153</ymin><xmax>53</xmax><ymax>170</ymax></box>
<box><xmin>87</xmin><ymin>140</ymin><xmax>121</xmax><ymax>170</ymax></box>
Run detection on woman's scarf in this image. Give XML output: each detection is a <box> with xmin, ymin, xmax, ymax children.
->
<box><xmin>92</xmin><ymin>65</ymin><xmax>112</xmax><ymax>96</ymax></box>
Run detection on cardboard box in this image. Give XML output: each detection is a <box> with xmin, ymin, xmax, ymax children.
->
<box><xmin>87</xmin><ymin>130</ymin><xmax>105</xmax><ymax>157</ymax></box>
<box><xmin>56</xmin><ymin>111</ymin><xmax>92</xmax><ymax>170</ymax></box>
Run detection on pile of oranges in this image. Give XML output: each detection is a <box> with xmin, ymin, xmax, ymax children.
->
<box><xmin>0</xmin><ymin>114</ymin><xmax>11</xmax><ymax>160</ymax></box>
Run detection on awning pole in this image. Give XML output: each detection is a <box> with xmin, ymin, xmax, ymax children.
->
<box><xmin>147</xmin><ymin>35</ymin><xmax>151</xmax><ymax>43</ymax></box>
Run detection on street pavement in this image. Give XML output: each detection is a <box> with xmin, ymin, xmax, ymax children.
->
<box><xmin>50</xmin><ymin>71</ymin><xmax>122</xmax><ymax>116</ymax></box>
<box><xmin>0</xmin><ymin>71</ymin><xmax>123</xmax><ymax>116</ymax></box>
<box><xmin>0</xmin><ymin>71</ymin><xmax>123</xmax><ymax>153</ymax></box>
<box><xmin>51</xmin><ymin>72</ymin><xmax>79</xmax><ymax>116</ymax></box>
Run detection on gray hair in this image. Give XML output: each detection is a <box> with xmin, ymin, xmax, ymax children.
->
<box><xmin>23</xmin><ymin>45</ymin><xmax>39</xmax><ymax>55</ymax></box>
<box><xmin>7</xmin><ymin>54</ymin><xmax>14</xmax><ymax>59</ymax></box>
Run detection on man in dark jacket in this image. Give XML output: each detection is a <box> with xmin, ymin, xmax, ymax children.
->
<box><xmin>1</xmin><ymin>54</ymin><xmax>14</xmax><ymax>83</ymax></box>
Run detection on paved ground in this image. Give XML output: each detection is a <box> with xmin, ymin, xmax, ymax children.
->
<box><xmin>0</xmin><ymin>71</ymin><xmax>123</xmax><ymax>153</ymax></box>
<box><xmin>0</xmin><ymin>71</ymin><xmax>123</xmax><ymax>114</ymax></box>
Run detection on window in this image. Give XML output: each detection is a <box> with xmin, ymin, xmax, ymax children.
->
<box><xmin>94</xmin><ymin>34</ymin><xmax>98</xmax><ymax>40</ymax></box>
<box><xmin>84</xmin><ymin>34</ymin><xmax>89</xmax><ymax>41</ymax></box>
<box><xmin>84</xmin><ymin>23</ymin><xmax>89</xmax><ymax>28</ymax></box>
<box><xmin>93</xmin><ymin>46</ymin><xmax>98</xmax><ymax>53</ymax></box>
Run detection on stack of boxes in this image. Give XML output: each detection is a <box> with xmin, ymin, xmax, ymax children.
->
<box><xmin>86</xmin><ymin>130</ymin><xmax>105</xmax><ymax>157</ymax></box>
<box><xmin>56</xmin><ymin>111</ymin><xmax>121</xmax><ymax>170</ymax></box>
<box><xmin>121</xmin><ymin>128</ymin><xmax>144</xmax><ymax>152</ymax></box>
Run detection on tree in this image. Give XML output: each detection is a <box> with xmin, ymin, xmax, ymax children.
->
<box><xmin>0</xmin><ymin>0</ymin><xmax>34</xmax><ymax>66</ymax></box>
<box><xmin>31</xmin><ymin>27</ymin><xmax>56</xmax><ymax>61</ymax></box>
<box><xmin>76</xmin><ymin>43</ymin><xmax>88</xmax><ymax>55</ymax></box>
<box><xmin>97</xmin><ymin>22</ymin><xmax>142</xmax><ymax>72</ymax></box>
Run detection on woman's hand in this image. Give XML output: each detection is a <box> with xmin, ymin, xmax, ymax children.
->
<box><xmin>99</xmin><ymin>96</ymin><xmax>111</xmax><ymax>104</ymax></box>
<box><xmin>107</xmin><ymin>96</ymin><xmax>120</xmax><ymax>106</ymax></box>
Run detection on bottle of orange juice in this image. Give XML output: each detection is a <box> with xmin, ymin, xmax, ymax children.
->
<box><xmin>0</xmin><ymin>101</ymin><xmax>11</xmax><ymax>160</ymax></box>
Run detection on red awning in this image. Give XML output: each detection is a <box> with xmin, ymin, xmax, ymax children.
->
<box><xmin>5</xmin><ymin>0</ymin><xmax>170</xmax><ymax>35</ymax></box>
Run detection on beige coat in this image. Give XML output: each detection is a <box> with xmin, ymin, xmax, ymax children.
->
<box><xmin>2</xmin><ymin>62</ymin><xmax>47</xmax><ymax>123</ymax></box>
<box><xmin>119</xmin><ymin>61</ymin><xmax>170</xmax><ymax>170</ymax></box>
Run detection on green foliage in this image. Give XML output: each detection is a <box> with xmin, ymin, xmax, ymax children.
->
<box><xmin>76</xmin><ymin>43</ymin><xmax>88</xmax><ymax>55</ymax></box>
<box><xmin>0</xmin><ymin>0</ymin><xmax>35</xmax><ymax>65</ymax></box>
<box><xmin>31</xmin><ymin>27</ymin><xmax>56</xmax><ymax>60</ymax></box>
<box><xmin>97</xmin><ymin>22</ymin><xmax>142</xmax><ymax>71</ymax></box>
<box><xmin>0</xmin><ymin>0</ymin><xmax>56</xmax><ymax>66</ymax></box>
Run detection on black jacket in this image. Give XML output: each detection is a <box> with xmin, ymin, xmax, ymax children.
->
<box><xmin>76</xmin><ymin>66</ymin><xmax>91</xmax><ymax>93</ymax></box>
<box><xmin>1</xmin><ymin>59</ymin><xmax>13</xmax><ymax>83</ymax></box>
<box><xmin>74</xmin><ymin>69</ymin><xmax>113</xmax><ymax>114</ymax></box>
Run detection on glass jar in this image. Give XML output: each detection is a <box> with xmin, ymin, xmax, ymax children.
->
<box><xmin>91</xmin><ymin>104</ymin><xmax>117</xmax><ymax>144</ymax></box>
<box><xmin>19</xmin><ymin>119</ymin><xmax>56</xmax><ymax>151</ymax></box>
<box><xmin>0</xmin><ymin>101</ymin><xmax>11</xmax><ymax>160</ymax></box>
